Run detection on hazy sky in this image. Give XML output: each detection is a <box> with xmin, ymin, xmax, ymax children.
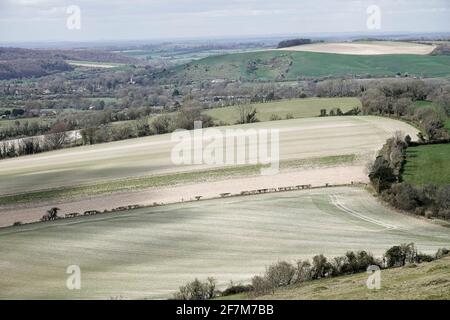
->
<box><xmin>0</xmin><ymin>0</ymin><xmax>449</xmax><ymax>42</ymax></box>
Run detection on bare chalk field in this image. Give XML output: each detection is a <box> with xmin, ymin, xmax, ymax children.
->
<box><xmin>0</xmin><ymin>116</ymin><xmax>417</xmax><ymax>195</ymax></box>
<box><xmin>0</xmin><ymin>186</ymin><xmax>449</xmax><ymax>300</ymax></box>
<box><xmin>279</xmin><ymin>41</ymin><xmax>436</xmax><ymax>55</ymax></box>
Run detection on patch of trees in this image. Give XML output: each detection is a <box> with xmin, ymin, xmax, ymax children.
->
<box><xmin>361</xmin><ymin>80</ymin><xmax>449</xmax><ymax>141</ymax></box>
<box><xmin>174</xmin><ymin>244</ymin><xmax>449</xmax><ymax>299</ymax></box>
<box><xmin>369</xmin><ymin>134</ymin><xmax>450</xmax><ymax>220</ymax></box>
<box><xmin>277</xmin><ymin>39</ymin><xmax>312</xmax><ymax>49</ymax></box>
<box><xmin>431</xmin><ymin>44</ymin><xmax>450</xmax><ymax>56</ymax></box>
<box><xmin>0</xmin><ymin>120</ymin><xmax>53</xmax><ymax>141</ymax></box>
<box><xmin>0</xmin><ymin>47</ymin><xmax>140</xmax><ymax>80</ymax></box>
<box><xmin>80</xmin><ymin>107</ymin><xmax>214</xmax><ymax>145</ymax></box>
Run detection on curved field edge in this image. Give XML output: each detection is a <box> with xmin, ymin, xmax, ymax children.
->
<box><xmin>277</xmin><ymin>41</ymin><xmax>436</xmax><ymax>55</ymax></box>
<box><xmin>0</xmin><ymin>186</ymin><xmax>449</xmax><ymax>299</ymax></box>
<box><xmin>0</xmin><ymin>154</ymin><xmax>358</xmax><ymax>206</ymax></box>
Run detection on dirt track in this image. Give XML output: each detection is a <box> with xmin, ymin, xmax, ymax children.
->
<box><xmin>0</xmin><ymin>165</ymin><xmax>368</xmax><ymax>227</ymax></box>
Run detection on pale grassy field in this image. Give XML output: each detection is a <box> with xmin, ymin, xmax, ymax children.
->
<box><xmin>66</xmin><ymin>60</ymin><xmax>123</xmax><ymax>68</ymax></box>
<box><xmin>0</xmin><ymin>186</ymin><xmax>449</xmax><ymax>300</ymax></box>
<box><xmin>203</xmin><ymin>97</ymin><xmax>361</xmax><ymax>124</ymax></box>
<box><xmin>0</xmin><ymin>116</ymin><xmax>418</xmax><ymax>196</ymax></box>
<box><xmin>279</xmin><ymin>41</ymin><xmax>436</xmax><ymax>55</ymax></box>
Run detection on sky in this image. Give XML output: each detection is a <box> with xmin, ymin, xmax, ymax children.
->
<box><xmin>0</xmin><ymin>0</ymin><xmax>449</xmax><ymax>42</ymax></box>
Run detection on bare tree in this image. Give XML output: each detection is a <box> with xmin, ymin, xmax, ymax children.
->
<box><xmin>237</xmin><ymin>104</ymin><xmax>258</xmax><ymax>124</ymax></box>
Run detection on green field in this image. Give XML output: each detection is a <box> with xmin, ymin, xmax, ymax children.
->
<box><xmin>230</xmin><ymin>256</ymin><xmax>450</xmax><ymax>300</ymax></box>
<box><xmin>403</xmin><ymin>144</ymin><xmax>450</xmax><ymax>186</ymax></box>
<box><xmin>1</xmin><ymin>186</ymin><xmax>449</xmax><ymax>299</ymax></box>
<box><xmin>204</xmin><ymin>97</ymin><xmax>361</xmax><ymax>124</ymax></box>
<box><xmin>168</xmin><ymin>51</ymin><xmax>450</xmax><ymax>82</ymax></box>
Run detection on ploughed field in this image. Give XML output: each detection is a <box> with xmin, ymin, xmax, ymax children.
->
<box><xmin>0</xmin><ymin>116</ymin><xmax>418</xmax><ymax>197</ymax></box>
<box><xmin>0</xmin><ymin>186</ymin><xmax>449</xmax><ymax>299</ymax></box>
<box><xmin>278</xmin><ymin>41</ymin><xmax>436</xmax><ymax>55</ymax></box>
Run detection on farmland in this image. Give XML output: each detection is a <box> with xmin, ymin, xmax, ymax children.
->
<box><xmin>169</xmin><ymin>51</ymin><xmax>450</xmax><ymax>82</ymax></box>
<box><xmin>0</xmin><ymin>186</ymin><xmax>449</xmax><ymax>300</ymax></box>
<box><xmin>0</xmin><ymin>116</ymin><xmax>418</xmax><ymax>196</ymax></box>
<box><xmin>203</xmin><ymin>97</ymin><xmax>361</xmax><ymax>124</ymax></box>
<box><xmin>402</xmin><ymin>144</ymin><xmax>450</xmax><ymax>186</ymax></box>
<box><xmin>278</xmin><ymin>41</ymin><xmax>436</xmax><ymax>55</ymax></box>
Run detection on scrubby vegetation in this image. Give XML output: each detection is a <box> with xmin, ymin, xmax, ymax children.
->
<box><xmin>173</xmin><ymin>244</ymin><xmax>449</xmax><ymax>300</ymax></box>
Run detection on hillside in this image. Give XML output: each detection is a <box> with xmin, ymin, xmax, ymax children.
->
<box><xmin>242</xmin><ymin>256</ymin><xmax>450</xmax><ymax>300</ymax></box>
<box><xmin>0</xmin><ymin>47</ymin><xmax>138</xmax><ymax>79</ymax></box>
<box><xmin>165</xmin><ymin>51</ymin><xmax>450</xmax><ymax>82</ymax></box>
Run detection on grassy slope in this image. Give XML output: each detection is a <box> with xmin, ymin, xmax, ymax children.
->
<box><xmin>230</xmin><ymin>256</ymin><xmax>450</xmax><ymax>300</ymax></box>
<box><xmin>169</xmin><ymin>51</ymin><xmax>450</xmax><ymax>81</ymax></box>
<box><xmin>402</xmin><ymin>144</ymin><xmax>450</xmax><ymax>186</ymax></box>
<box><xmin>204</xmin><ymin>97</ymin><xmax>361</xmax><ymax>124</ymax></box>
<box><xmin>1</xmin><ymin>186</ymin><xmax>449</xmax><ymax>299</ymax></box>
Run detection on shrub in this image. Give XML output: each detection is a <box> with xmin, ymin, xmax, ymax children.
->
<box><xmin>269</xmin><ymin>114</ymin><xmax>282</xmax><ymax>121</ymax></box>
<box><xmin>293</xmin><ymin>260</ymin><xmax>312</xmax><ymax>283</ymax></box>
<box><xmin>384</xmin><ymin>243</ymin><xmax>417</xmax><ymax>268</ymax></box>
<box><xmin>173</xmin><ymin>278</ymin><xmax>216</xmax><ymax>300</ymax></box>
<box><xmin>265</xmin><ymin>261</ymin><xmax>296</xmax><ymax>288</ymax></box>
<box><xmin>221</xmin><ymin>282</ymin><xmax>253</xmax><ymax>297</ymax></box>
<box><xmin>311</xmin><ymin>254</ymin><xmax>333</xmax><ymax>279</ymax></box>
<box><xmin>251</xmin><ymin>275</ymin><xmax>272</xmax><ymax>296</ymax></box>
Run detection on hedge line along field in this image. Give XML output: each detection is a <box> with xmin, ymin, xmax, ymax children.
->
<box><xmin>203</xmin><ymin>97</ymin><xmax>362</xmax><ymax>124</ymax></box>
<box><xmin>0</xmin><ymin>186</ymin><xmax>449</xmax><ymax>300</ymax></box>
<box><xmin>402</xmin><ymin>143</ymin><xmax>450</xmax><ymax>186</ymax></box>
<box><xmin>0</xmin><ymin>116</ymin><xmax>418</xmax><ymax>196</ymax></box>
<box><xmin>168</xmin><ymin>51</ymin><xmax>450</xmax><ymax>82</ymax></box>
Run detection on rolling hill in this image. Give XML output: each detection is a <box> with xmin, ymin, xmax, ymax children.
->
<box><xmin>165</xmin><ymin>50</ymin><xmax>450</xmax><ymax>82</ymax></box>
